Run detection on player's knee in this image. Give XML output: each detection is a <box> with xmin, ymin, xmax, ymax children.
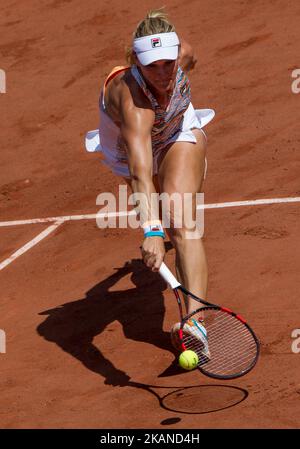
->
<box><xmin>165</xmin><ymin>225</ymin><xmax>186</xmax><ymax>248</ymax></box>
<box><xmin>166</xmin><ymin>226</ymin><xmax>203</xmax><ymax>247</ymax></box>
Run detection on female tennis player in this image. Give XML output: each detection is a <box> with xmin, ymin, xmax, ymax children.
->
<box><xmin>88</xmin><ymin>9</ymin><xmax>213</xmax><ymax>349</ymax></box>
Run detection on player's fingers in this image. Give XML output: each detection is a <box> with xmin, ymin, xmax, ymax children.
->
<box><xmin>143</xmin><ymin>253</ymin><xmax>155</xmax><ymax>268</ymax></box>
<box><xmin>152</xmin><ymin>254</ymin><xmax>164</xmax><ymax>272</ymax></box>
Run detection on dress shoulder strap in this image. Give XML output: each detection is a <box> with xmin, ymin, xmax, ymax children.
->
<box><xmin>130</xmin><ymin>65</ymin><xmax>158</xmax><ymax>108</ymax></box>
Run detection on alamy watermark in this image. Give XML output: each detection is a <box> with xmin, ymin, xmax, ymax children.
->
<box><xmin>96</xmin><ymin>185</ymin><xmax>204</xmax><ymax>239</ymax></box>
<box><xmin>0</xmin><ymin>69</ymin><xmax>6</xmax><ymax>93</ymax></box>
<box><xmin>291</xmin><ymin>329</ymin><xmax>300</xmax><ymax>354</ymax></box>
<box><xmin>291</xmin><ymin>69</ymin><xmax>300</xmax><ymax>94</ymax></box>
<box><xmin>0</xmin><ymin>329</ymin><xmax>6</xmax><ymax>353</ymax></box>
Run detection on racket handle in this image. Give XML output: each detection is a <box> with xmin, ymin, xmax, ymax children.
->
<box><xmin>159</xmin><ymin>262</ymin><xmax>181</xmax><ymax>289</ymax></box>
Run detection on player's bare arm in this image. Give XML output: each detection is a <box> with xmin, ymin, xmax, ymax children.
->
<box><xmin>119</xmin><ymin>84</ymin><xmax>165</xmax><ymax>270</ymax></box>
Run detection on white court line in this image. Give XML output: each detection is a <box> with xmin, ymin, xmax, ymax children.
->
<box><xmin>0</xmin><ymin>211</ymin><xmax>135</xmax><ymax>227</ymax></box>
<box><xmin>0</xmin><ymin>196</ymin><xmax>299</xmax><ymax>272</ymax></box>
<box><xmin>0</xmin><ymin>221</ymin><xmax>63</xmax><ymax>272</ymax></box>
<box><xmin>203</xmin><ymin>197</ymin><xmax>300</xmax><ymax>209</ymax></box>
<box><xmin>0</xmin><ymin>196</ymin><xmax>299</xmax><ymax>227</ymax></box>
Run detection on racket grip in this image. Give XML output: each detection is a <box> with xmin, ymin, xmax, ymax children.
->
<box><xmin>159</xmin><ymin>262</ymin><xmax>181</xmax><ymax>289</ymax></box>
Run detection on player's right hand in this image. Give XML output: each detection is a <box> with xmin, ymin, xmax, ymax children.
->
<box><xmin>141</xmin><ymin>236</ymin><xmax>165</xmax><ymax>272</ymax></box>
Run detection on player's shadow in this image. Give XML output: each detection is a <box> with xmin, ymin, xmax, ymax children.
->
<box><xmin>37</xmin><ymin>245</ymin><xmax>178</xmax><ymax>387</ymax></box>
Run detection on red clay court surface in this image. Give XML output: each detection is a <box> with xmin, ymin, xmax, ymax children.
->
<box><xmin>1</xmin><ymin>0</ymin><xmax>300</xmax><ymax>428</ymax></box>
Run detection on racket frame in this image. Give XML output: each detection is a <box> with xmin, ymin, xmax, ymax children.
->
<box><xmin>180</xmin><ymin>302</ymin><xmax>260</xmax><ymax>379</ymax></box>
<box><xmin>159</xmin><ymin>262</ymin><xmax>260</xmax><ymax>380</ymax></box>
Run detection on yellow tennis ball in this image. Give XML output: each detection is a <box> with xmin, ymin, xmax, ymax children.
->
<box><xmin>178</xmin><ymin>350</ymin><xmax>199</xmax><ymax>370</ymax></box>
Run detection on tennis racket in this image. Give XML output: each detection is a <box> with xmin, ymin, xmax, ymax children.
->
<box><xmin>159</xmin><ymin>262</ymin><xmax>260</xmax><ymax>380</ymax></box>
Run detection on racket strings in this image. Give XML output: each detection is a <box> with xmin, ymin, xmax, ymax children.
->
<box><xmin>182</xmin><ymin>308</ymin><xmax>258</xmax><ymax>377</ymax></box>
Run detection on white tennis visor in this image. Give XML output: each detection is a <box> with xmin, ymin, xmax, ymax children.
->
<box><xmin>133</xmin><ymin>32</ymin><xmax>180</xmax><ymax>66</ymax></box>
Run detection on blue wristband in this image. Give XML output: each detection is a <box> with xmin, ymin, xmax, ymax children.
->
<box><xmin>144</xmin><ymin>231</ymin><xmax>165</xmax><ymax>238</ymax></box>
<box><xmin>143</xmin><ymin>222</ymin><xmax>165</xmax><ymax>239</ymax></box>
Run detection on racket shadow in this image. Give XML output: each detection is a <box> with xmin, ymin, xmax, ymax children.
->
<box><xmin>37</xmin><ymin>252</ymin><xmax>178</xmax><ymax>387</ymax></box>
<box><xmin>128</xmin><ymin>381</ymin><xmax>248</xmax><ymax>415</ymax></box>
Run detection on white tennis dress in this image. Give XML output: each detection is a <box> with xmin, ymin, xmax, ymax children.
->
<box><xmin>85</xmin><ymin>65</ymin><xmax>215</xmax><ymax>178</ymax></box>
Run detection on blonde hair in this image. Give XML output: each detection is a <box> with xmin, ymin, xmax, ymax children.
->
<box><xmin>126</xmin><ymin>8</ymin><xmax>176</xmax><ymax>65</ymax></box>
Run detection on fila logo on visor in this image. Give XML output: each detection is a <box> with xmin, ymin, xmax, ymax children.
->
<box><xmin>151</xmin><ymin>37</ymin><xmax>162</xmax><ymax>48</ymax></box>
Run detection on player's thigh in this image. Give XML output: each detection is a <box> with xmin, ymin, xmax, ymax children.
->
<box><xmin>158</xmin><ymin>129</ymin><xmax>206</xmax><ymax>196</ymax></box>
